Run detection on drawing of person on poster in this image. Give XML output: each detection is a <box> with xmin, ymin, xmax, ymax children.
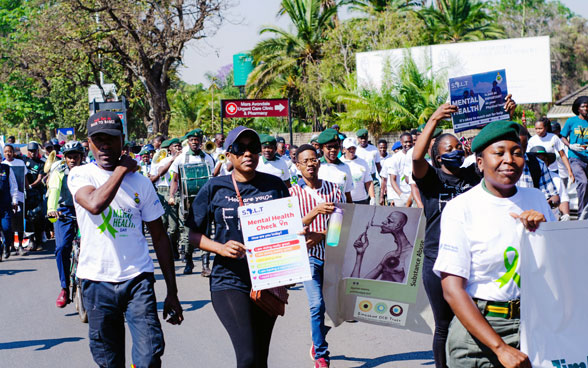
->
<box><xmin>349</xmin><ymin>209</ymin><xmax>413</xmax><ymax>284</ymax></box>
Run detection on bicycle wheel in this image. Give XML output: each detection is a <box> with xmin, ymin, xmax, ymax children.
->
<box><xmin>75</xmin><ymin>284</ymin><xmax>88</xmax><ymax>323</ymax></box>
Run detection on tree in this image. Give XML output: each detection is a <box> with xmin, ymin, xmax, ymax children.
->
<box><xmin>248</xmin><ymin>0</ymin><xmax>339</xmax><ymax>130</ymax></box>
<box><xmin>345</xmin><ymin>0</ymin><xmax>421</xmax><ymax>13</ymax></box>
<box><xmin>417</xmin><ymin>0</ymin><xmax>505</xmax><ymax>43</ymax></box>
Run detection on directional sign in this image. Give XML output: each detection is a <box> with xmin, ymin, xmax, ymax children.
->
<box><xmin>221</xmin><ymin>99</ymin><xmax>289</xmax><ymax>118</ymax></box>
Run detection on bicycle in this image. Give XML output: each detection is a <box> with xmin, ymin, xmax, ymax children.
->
<box><xmin>50</xmin><ymin>212</ymin><xmax>87</xmax><ymax>323</ymax></box>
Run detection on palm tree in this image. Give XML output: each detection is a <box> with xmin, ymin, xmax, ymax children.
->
<box><xmin>345</xmin><ymin>0</ymin><xmax>420</xmax><ymax>14</ymax></box>
<box><xmin>417</xmin><ymin>0</ymin><xmax>505</xmax><ymax>43</ymax></box>
<box><xmin>325</xmin><ymin>55</ymin><xmax>447</xmax><ymax>136</ymax></box>
<box><xmin>248</xmin><ymin>0</ymin><xmax>339</xmax><ymax>130</ymax></box>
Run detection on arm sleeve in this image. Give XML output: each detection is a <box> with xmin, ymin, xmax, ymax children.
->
<box><xmin>553</xmin><ymin>135</ymin><xmax>565</xmax><ymax>152</ymax></box>
<box><xmin>169</xmin><ymin>156</ymin><xmax>180</xmax><ymax>174</ymax></box>
<box><xmin>363</xmin><ymin>163</ymin><xmax>372</xmax><ymax>184</ymax></box>
<box><xmin>433</xmin><ymin>200</ymin><xmax>471</xmax><ymax>279</ymax></box>
<box><xmin>46</xmin><ymin>171</ymin><xmax>62</xmax><ymax>212</ymax></box>
<box><xmin>561</xmin><ymin>119</ymin><xmax>572</xmax><ymax>139</ymax></box>
<box><xmin>343</xmin><ymin>165</ymin><xmax>353</xmax><ymax>193</ymax></box>
<box><xmin>537</xmin><ymin>160</ymin><xmax>558</xmax><ymax>199</ymax></box>
<box><xmin>9</xmin><ymin>167</ymin><xmax>18</xmax><ymax>204</ymax></box>
<box><xmin>140</xmin><ymin>178</ymin><xmax>165</xmax><ymax>222</ymax></box>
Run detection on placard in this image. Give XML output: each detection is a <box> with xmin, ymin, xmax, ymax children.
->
<box><xmin>449</xmin><ymin>69</ymin><xmax>510</xmax><ymax>132</ymax></box>
<box><xmin>238</xmin><ymin>197</ymin><xmax>311</xmax><ymax>291</ymax></box>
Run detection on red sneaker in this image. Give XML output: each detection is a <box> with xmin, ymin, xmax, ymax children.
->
<box><xmin>56</xmin><ymin>289</ymin><xmax>68</xmax><ymax>308</ymax></box>
<box><xmin>315</xmin><ymin>358</ymin><xmax>329</xmax><ymax>368</ymax></box>
<box><xmin>309</xmin><ymin>345</ymin><xmax>315</xmax><ymax>361</ymax></box>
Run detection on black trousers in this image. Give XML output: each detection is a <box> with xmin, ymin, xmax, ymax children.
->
<box><xmin>211</xmin><ymin>289</ymin><xmax>277</xmax><ymax>368</ymax></box>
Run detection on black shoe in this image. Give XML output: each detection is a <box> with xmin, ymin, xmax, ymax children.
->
<box><xmin>4</xmin><ymin>251</ymin><xmax>10</xmax><ymax>260</ymax></box>
<box><xmin>183</xmin><ymin>264</ymin><xmax>193</xmax><ymax>275</ymax></box>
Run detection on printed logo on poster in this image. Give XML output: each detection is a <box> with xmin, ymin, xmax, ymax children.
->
<box><xmin>353</xmin><ymin>297</ymin><xmax>409</xmax><ymax>326</ymax></box>
<box><xmin>240</xmin><ymin>205</ymin><xmax>265</xmax><ymax>217</ymax></box>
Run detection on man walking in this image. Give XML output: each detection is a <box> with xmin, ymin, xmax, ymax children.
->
<box><xmin>68</xmin><ymin>111</ymin><xmax>183</xmax><ymax>367</ymax></box>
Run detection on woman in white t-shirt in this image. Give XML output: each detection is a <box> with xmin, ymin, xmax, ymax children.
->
<box><xmin>527</xmin><ymin>117</ymin><xmax>574</xmax><ymax>183</ymax></box>
<box><xmin>434</xmin><ymin>120</ymin><xmax>555</xmax><ymax>368</ymax></box>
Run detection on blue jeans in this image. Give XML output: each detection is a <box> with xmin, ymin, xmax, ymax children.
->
<box><xmin>54</xmin><ymin>206</ymin><xmax>76</xmax><ymax>289</ymax></box>
<box><xmin>0</xmin><ymin>207</ymin><xmax>14</xmax><ymax>255</ymax></box>
<box><xmin>82</xmin><ymin>273</ymin><xmax>165</xmax><ymax>368</ymax></box>
<box><xmin>303</xmin><ymin>256</ymin><xmax>329</xmax><ymax>360</ymax></box>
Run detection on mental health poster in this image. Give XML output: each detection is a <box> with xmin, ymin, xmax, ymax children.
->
<box><xmin>449</xmin><ymin>69</ymin><xmax>510</xmax><ymax>132</ymax></box>
<box><xmin>520</xmin><ymin>221</ymin><xmax>588</xmax><ymax>368</ymax></box>
<box><xmin>238</xmin><ymin>197</ymin><xmax>312</xmax><ymax>291</ymax></box>
<box><xmin>324</xmin><ymin>204</ymin><xmax>433</xmax><ymax>333</ymax></box>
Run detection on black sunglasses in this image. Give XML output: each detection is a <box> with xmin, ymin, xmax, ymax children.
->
<box><xmin>229</xmin><ymin>141</ymin><xmax>261</xmax><ymax>156</ymax></box>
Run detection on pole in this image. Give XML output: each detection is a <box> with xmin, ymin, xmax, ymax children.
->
<box><xmin>288</xmin><ymin>98</ymin><xmax>293</xmax><ymax>147</ymax></box>
<box><xmin>221</xmin><ymin>116</ymin><xmax>224</xmax><ymax>136</ymax></box>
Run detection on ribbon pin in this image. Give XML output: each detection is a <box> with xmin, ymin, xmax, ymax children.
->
<box><xmin>495</xmin><ymin>246</ymin><xmax>520</xmax><ymax>288</ymax></box>
<box><xmin>97</xmin><ymin>206</ymin><xmax>118</xmax><ymax>238</ymax></box>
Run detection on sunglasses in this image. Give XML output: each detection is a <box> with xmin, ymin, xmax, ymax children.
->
<box><xmin>229</xmin><ymin>141</ymin><xmax>261</xmax><ymax>156</ymax></box>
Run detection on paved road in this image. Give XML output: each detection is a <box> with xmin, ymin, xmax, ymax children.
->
<box><xmin>0</xmin><ymin>240</ymin><xmax>433</xmax><ymax>367</ymax></box>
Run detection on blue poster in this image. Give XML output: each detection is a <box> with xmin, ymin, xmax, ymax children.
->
<box><xmin>56</xmin><ymin>127</ymin><xmax>75</xmax><ymax>136</ymax></box>
<box><xmin>449</xmin><ymin>69</ymin><xmax>510</xmax><ymax>133</ymax></box>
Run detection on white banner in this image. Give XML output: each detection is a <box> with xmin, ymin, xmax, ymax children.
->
<box><xmin>520</xmin><ymin>221</ymin><xmax>588</xmax><ymax>368</ymax></box>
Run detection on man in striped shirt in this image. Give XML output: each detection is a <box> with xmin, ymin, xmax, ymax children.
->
<box><xmin>289</xmin><ymin>144</ymin><xmax>345</xmax><ymax>368</ymax></box>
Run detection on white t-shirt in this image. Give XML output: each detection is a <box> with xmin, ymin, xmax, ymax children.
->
<box><xmin>149</xmin><ymin>156</ymin><xmax>173</xmax><ymax>187</ymax></box>
<box><xmin>434</xmin><ymin>184</ymin><xmax>555</xmax><ymax>301</ymax></box>
<box><xmin>380</xmin><ymin>150</ymin><xmax>411</xmax><ymax>200</ymax></box>
<box><xmin>527</xmin><ymin>133</ymin><xmax>566</xmax><ymax>172</ymax></box>
<box><xmin>318</xmin><ymin>160</ymin><xmax>353</xmax><ymax>195</ymax></box>
<box><xmin>256</xmin><ymin>156</ymin><xmax>291</xmax><ymax>181</ymax></box>
<box><xmin>356</xmin><ymin>144</ymin><xmax>379</xmax><ymax>175</ymax></box>
<box><xmin>68</xmin><ymin>163</ymin><xmax>165</xmax><ymax>282</ymax></box>
<box><xmin>340</xmin><ymin>156</ymin><xmax>372</xmax><ymax>201</ymax></box>
<box><xmin>2</xmin><ymin>158</ymin><xmax>27</xmax><ymax>203</ymax></box>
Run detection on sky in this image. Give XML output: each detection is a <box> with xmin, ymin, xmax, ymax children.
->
<box><xmin>178</xmin><ymin>0</ymin><xmax>588</xmax><ymax>86</ymax></box>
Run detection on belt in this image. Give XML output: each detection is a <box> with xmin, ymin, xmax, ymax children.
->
<box><xmin>474</xmin><ymin>298</ymin><xmax>520</xmax><ymax>319</ymax></box>
<box><xmin>157</xmin><ymin>186</ymin><xmax>170</xmax><ymax>194</ymax></box>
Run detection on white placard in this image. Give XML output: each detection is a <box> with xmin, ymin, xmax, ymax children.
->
<box><xmin>238</xmin><ymin>197</ymin><xmax>312</xmax><ymax>291</ymax></box>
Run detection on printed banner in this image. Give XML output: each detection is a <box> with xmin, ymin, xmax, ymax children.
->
<box><xmin>238</xmin><ymin>197</ymin><xmax>312</xmax><ymax>291</ymax></box>
<box><xmin>324</xmin><ymin>204</ymin><xmax>433</xmax><ymax>333</ymax></box>
<box><xmin>449</xmin><ymin>69</ymin><xmax>510</xmax><ymax>132</ymax></box>
<box><xmin>520</xmin><ymin>221</ymin><xmax>588</xmax><ymax>368</ymax></box>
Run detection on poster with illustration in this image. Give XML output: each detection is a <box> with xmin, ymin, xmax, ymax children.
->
<box><xmin>238</xmin><ymin>196</ymin><xmax>312</xmax><ymax>291</ymax></box>
<box><xmin>324</xmin><ymin>204</ymin><xmax>433</xmax><ymax>333</ymax></box>
<box><xmin>449</xmin><ymin>69</ymin><xmax>510</xmax><ymax>132</ymax></box>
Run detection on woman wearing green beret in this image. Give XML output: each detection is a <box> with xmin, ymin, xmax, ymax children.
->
<box><xmin>433</xmin><ymin>117</ymin><xmax>555</xmax><ymax>368</ymax></box>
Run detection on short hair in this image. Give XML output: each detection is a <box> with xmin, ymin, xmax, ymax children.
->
<box><xmin>400</xmin><ymin>132</ymin><xmax>412</xmax><ymax>141</ymax></box>
<box><xmin>377</xmin><ymin>139</ymin><xmax>388</xmax><ymax>145</ymax></box>
<box><xmin>290</xmin><ymin>145</ymin><xmax>299</xmax><ymax>150</ymax></box>
<box><xmin>3</xmin><ymin>144</ymin><xmax>14</xmax><ymax>152</ymax></box>
<box><xmin>537</xmin><ymin>117</ymin><xmax>552</xmax><ymax>133</ymax></box>
<box><xmin>153</xmin><ymin>135</ymin><xmax>164</xmax><ymax>143</ymax></box>
<box><xmin>296</xmin><ymin>144</ymin><xmax>317</xmax><ymax>160</ymax></box>
<box><xmin>410</xmin><ymin>129</ymin><xmax>419</xmax><ymax>136</ymax></box>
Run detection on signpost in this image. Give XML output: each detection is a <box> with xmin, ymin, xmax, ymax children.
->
<box><xmin>220</xmin><ymin>98</ymin><xmax>293</xmax><ymax>145</ymax></box>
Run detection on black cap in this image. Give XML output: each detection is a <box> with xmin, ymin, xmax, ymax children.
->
<box><xmin>27</xmin><ymin>142</ymin><xmax>40</xmax><ymax>151</ymax></box>
<box><xmin>224</xmin><ymin>126</ymin><xmax>259</xmax><ymax>150</ymax></box>
<box><xmin>87</xmin><ymin>111</ymin><xmax>123</xmax><ymax>137</ymax></box>
<box><xmin>43</xmin><ymin>141</ymin><xmax>53</xmax><ymax>148</ymax></box>
<box><xmin>276</xmin><ymin>136</ymin><xmax>286</xmax><ymax>144</ymax></box>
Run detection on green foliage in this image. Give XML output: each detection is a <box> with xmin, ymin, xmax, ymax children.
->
<box><xmin>345</xmin><ymin>0</ymin><xmax>420</xmax><ymax>13</ymax></box>
<box><xmin>326</xmin><ymin>56</ymin><xmax>447</xmax><ymax>136</ymax></box>
<box><xmin>418</xmin><ymin>0</ymin><xmax>505</xmax><ymax>43</ymax></box>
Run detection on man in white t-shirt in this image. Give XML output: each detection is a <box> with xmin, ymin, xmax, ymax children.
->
<box><xmin>255</xmin><ymin>134</ymin><xmax>292</xmax><ymax>187</ymax></box>
<box><xmin>380</xmin><ymin>132</ymin><xmax>413</xmax><ymax>207</ymax></box>
<box><xmin>68</xmin><ymin>111</ymin><xmax>182</xmax><ymax>368</ymax></box>
<box><xmin>355</xmin><ymin>128</ymin><xmax>381</xmax><ymax>176</ymax></box>
<box><xmin>168</xmin><ymin>128</ymin><xmax>215</xmax><ymax>275</ymax></box>
<box><xmin>341</xmin><ymin>137</ymin><xmax>374</xmax><ymax>204</ymax></box>
<box><xmin>316</xmin><ymin>128</ymin><xmax>353</xmax><ymax>203</ymax></box>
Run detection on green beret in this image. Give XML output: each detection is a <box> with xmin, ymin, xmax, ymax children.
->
<box><xmin>185</xmin><ymin>129</ymin><xmax>204</xmax><ymax>139</ymax></box>
<box><xmin>160</xmin><ymin>139</ymin><xmax>172</xmax><ymax>148</ymax></box>
<box><xmin>139</xmin><ymin>149</ymin><xmax>150</xmax><ymax>156</ymax></box>
<box><xmin>417</xmin><ymin>123</ymin><xmax>443</xmax><ymax>139</ymax></box>
<box><xmin>168</xmin><ymin>138</ymin><xmax>180</xmax><ymax>146</ymax></box>
<box><xmin>317</xmin><ymin>128</ymin><xmax>339</xmax><ymax>145</ymax></box>
<box><xmin>259</xmin><ymin>134</ymin><xmax>276</xmax><ymax>145</ymax></box>
<box><xmin>471</xmin><ymin>120</ymin><xmax>521</xmax><ymax>153</ymax></box>
<box><xmin>356</xmin><ymin>128</ymin><xmax>368</xmax><ymax>137</ymax></box>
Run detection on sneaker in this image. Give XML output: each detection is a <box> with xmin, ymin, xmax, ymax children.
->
<box><xmin>315</xmin><ymin>358</ymin><xmax>329</xmax><ymax>368</ymax></box>
<box><xmin>309</xmin><ymin>345</ymin><xmax>316</xmax><ymax>361</ymax></box>
<box><xmin>4</xmin><ymin>250</ymin><xmax>10</xmax><ymax>260</ymax></box>
<box><xmin>56</xmin><ymin>289</ymin><xmax>68</xmax><ymax>308</ymax></box>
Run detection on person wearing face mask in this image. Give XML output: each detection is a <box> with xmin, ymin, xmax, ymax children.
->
<box><xmin>412</xmin><ymin>103</ymin><xmax>485</xmax><ymax>368</ymax></box>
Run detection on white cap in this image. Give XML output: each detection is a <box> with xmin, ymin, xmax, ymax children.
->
<box><xmin>342</xmin><ymin>137</ymin><xmax>357</xmax><ymax>149</ymax></box>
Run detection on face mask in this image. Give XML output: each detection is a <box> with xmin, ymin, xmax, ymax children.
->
<box><xmin>440</xmin><ymin>150</ymin><xmax>465</xmax><ymax>168</ymax></box>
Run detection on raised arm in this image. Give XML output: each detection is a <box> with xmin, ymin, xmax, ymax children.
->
<box><xmin>74</xmin><ymin>156</ymin><xmax>136</xmax><ymax>215</ymax></box>
<box><xmin>413</xmin><ymin>104</ymin><xmax>458</xmax><ymax>179</ymax></box>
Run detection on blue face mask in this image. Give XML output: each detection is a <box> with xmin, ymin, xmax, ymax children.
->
<box><xmin>440</xmin><ymin>150</ymin><xmax>465</xmax><ymax>168</ymax></box>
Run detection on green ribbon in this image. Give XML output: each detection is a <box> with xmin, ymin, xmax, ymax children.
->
<box><xmin>495</xmin><ymin>246</ymin><xmax>521</xmax><ymax>288</ymax></box>
<box><xmin>97</xmin><ymin>206</ymin><xmax>118</xmax><ymax>238</ymax></box>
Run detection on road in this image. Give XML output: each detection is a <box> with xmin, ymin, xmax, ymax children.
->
<box><xmin>0</xmin><ymin>240</ymin><xmax>433</xmax><ymax>367</ymax></box>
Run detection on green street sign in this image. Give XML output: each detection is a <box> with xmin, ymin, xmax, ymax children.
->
<box><xmin>233</xmin><ymin>53</ymin><xmax>254</xmax><ymax>87</ymax></box>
